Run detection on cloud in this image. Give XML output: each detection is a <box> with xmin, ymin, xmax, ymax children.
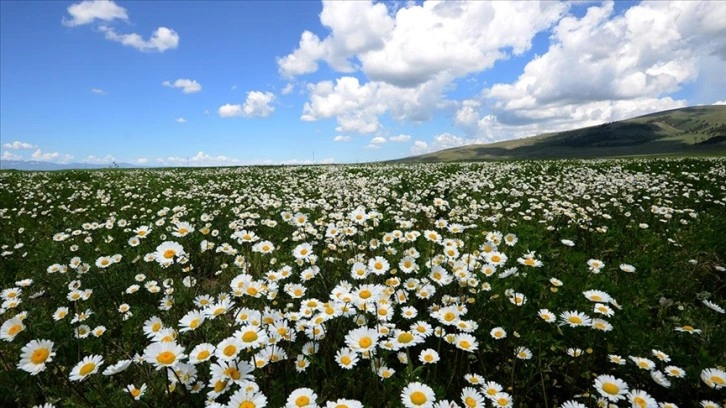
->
<box><xmin>370</xmin><ymin>136</ymin><xmax>386</xmax><ymax>144</ymax></box>
<box><xmin>281</xmin><ymin>83</ymin><xmax>295</xmax><ymax>95</ymax></box>
<box><xmin>91</xmin><ymin>88</ymin><xmax>107</xmax><ymax>95</ymax></box>
<box><xmin>62</xmin><ymin>0</ymin><xmax>128</xmax><ymax>27</ymax></box>
<box><xmin>277</xmin><ymin>31</ymin><xmax>327</xmax><ymax>78</ymax></box>
<box><xmin>287</xmin><ymin>1</ymin><xmax>566</xmax><ymax>136</ymax></box>
<box><xmin>714</xmin><ymin>100</ymin><xmax>726</xmax><ymax>105</ymax></box>
<box><xmin>163</xmin><ymin>79</ymin><xmax>202</xmax><ymax>94</ymax></box>
<box><xmin>475</xmin><ymin>1</ymin><xmax>723</xmax><ymax>138</ymax></box>
<box><xmin>175</xmin><ymin>117</ymin><xmax>186</xmax><ymax>123</ymax></box>
<box><xmin>389</xmin><ymin>134</ymin><xmax>411</xmax><ymax>142</ymax></box>
<box><xmin>1</xmin><ymin>151</ymin><xmax>22</xmax><ymax>160</ymax></box>
<box><xmin>277</xmin><ymin>1</ymin><xmax>393</xmax><ymax>78</ymax></box>
<box><xmin>155</xmin><ymin>151</ymin><xmax>335</xmax><ymax>167</ymax></box>
<box><xmin>30</xmin><ymin>149</ymin><xmax>73</xmax><ymax>163</ymax></box>
<box><xmin>99</xmin><ymin>26</ymin><xmax>179</xmax><ymax>53</ymax></box>
<box><xmin>280</xmin><ymin>1</ymin><xmax>564</xmax><ymax>86</ymax></box>
<box><xmin>218</xmin><ymin>104</ymin><xmax>243</xmax><ymax>117</ymax></box>
<box><xmin>285</xmin><ymin>1</ymin><xmax>725</xmax><ymax>142</ymax></box>
<box><xmin>83</xmin><ymin>154</ymin><xmax>117</xmax><ymax>164</ymax></box>
<box><xmin>333</xmin><ymin>135</ymin><xmax>351</xmax><ymax>142</ymax></box>
<box><xmin>301</xmin><ymin>75</ymin><xmax>449</xmax><ymax>133</ymax></box>
<box><xmin>135</xmin><ymin>157</ymin><xmax>149</xmax><ymax>164</ymax></box>
<box><xmin>219</xmin><ymin>91</ymin><xmax>276</xmax><ymax>118</ymax></box>
<box><xmin>409</xmin><ymin>133</ymin><xmax>489</xmax><ymax>155</ymax></box>
<box><xmin>410</xmin><ymin>140</ymin><xmax>429</xmax><ymax>155</ymax></box>
<box><xmin>3</xmin><ymin>141</ymin><xmax>36</xmax><ymax>150</ymax></box>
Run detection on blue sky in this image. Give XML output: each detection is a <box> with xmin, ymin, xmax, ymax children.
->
<box><xmin>1</xmin><ymin>1</ymin><xmax>725</xmax><ymax>166</ymax></box>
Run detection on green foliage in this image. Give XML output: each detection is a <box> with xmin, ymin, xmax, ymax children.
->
<box><xmin>0</xmin><ymin>158</ymin><xmax>724</xmax><ymax>407</ymax></box>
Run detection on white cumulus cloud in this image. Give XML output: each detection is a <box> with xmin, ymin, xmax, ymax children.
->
<box><xmin>3</xmin><ymin>141</ymin><xmax>36</xmax><ymax>150</ymax></box>
<box><xmin>2</xmin><ymin>151</ymin><xmax>22</xmax><ymax>160</ymax></box>
<box><xmin>99</xmin><ymin>26</ymin><xmax>179</xmax><ymax>53</ymax></box>
<box><xmin>175</xmin><ymin>117</ymin><xmax>186</xmax><ymax>123</ymax></box>
<box><xmin>410</xmin><ymin>140</ymin><xmax>429</xmax><ymax>155</ymax></box>
<box><xmin>390</xmin><ymin>134</ymin><xmax>411</xmax><ymax>142</ymax></box>
<box><xmin>62</xmin><ymin>0</ymin><xmax>128</xmax><ymax>27</ymax></box>
<box><xmin>31</xmin><ymin>149</ymin><xmax>73</xmax><ymax>163</ymax></box>
<box><xmin>477</xmin><ymin>1</ymin><xmax>723</xmax><ymax>138</ymax></box>
<box><xmin>333</xmin><ymin>135</ymin><xmax>351</xmax><ymax>142</ymax></box>
<box><xmin>163</xmin><ymin>79</ymin><xmax>202</xmax><ymax>94</ymax></box>
<box><xmin>286</xmin><ymin>1</ymin><xmax>566</xmax><ymax>136</ymax></box>
<box><xmin>91</xmin><ymin>88</ymin><xmax>107</xmax><ymax>95</ymax></box>
<box><xmin>219</xmin><ymin>91</ymin><xmax>276</xmax><ymax>118</ymax></box>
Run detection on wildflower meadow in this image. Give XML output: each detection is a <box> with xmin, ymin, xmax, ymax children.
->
<box><xmin>1</xmin><ymin>158</ymin><xmax>724</xmax><ymax>408</ymax></box>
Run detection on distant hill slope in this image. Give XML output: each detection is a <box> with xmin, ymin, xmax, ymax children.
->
<box><xmin>396</xmin><ymin>105</ymin><xmax>726</xmax><ymax>162</ymax></box>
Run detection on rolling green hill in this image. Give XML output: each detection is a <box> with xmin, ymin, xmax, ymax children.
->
<box><xmin>396</xmin><ymin>105</ymin><xmax>726</xmax><ymax>162</ymax></box>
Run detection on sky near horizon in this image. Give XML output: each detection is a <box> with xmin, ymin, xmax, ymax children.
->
<box><xmin>1</xmin><ymin>0</ymin><xmax>725</xmax><ymax>166</ymax></box>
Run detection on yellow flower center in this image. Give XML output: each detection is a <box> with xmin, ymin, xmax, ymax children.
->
<box><xmin>138</xmin><ymin>230</ymin><xmax>146</xmax><ymax>236</ymax></box>
<box><xmin>359</xmin><ymin>289</ymin><xmax>371</xmax><ymax>299</ymax></box>
<box><xmin>223</xmin><ymin>345</ymin><xmax>237</xmax><ymax>357</ymax></box>
<box><xmin>214</xmin><ymin>379</ymin><xmax>227</xmax><ymax>392</ymax></box>
<box><xmin>524</xmin><ymin>259</ymin><xmax>535</xmax><ymax>266</ymax></box>
<box><xmin>156</xmin><ymin>351</ymin><xmax>176</xmax><ymax>365</ymax></box>
<box><xmin>295</xmin><ymin>396</ymin><xmax>310</xmax><ymax>406</ymax></box>
<box><xmin>410</xmin><ymin>391</ymin><xmax>427</xmax><ymax>405</ymax></box>
<box><xmin>130</xmin><ymin>388</ymin><xmax>141</xmax><ymax>398</ymax></box>
<box><xmin>712</xmin><ymin>375</ymin><xmax>725</xmax><ymax>385</ymax></box>
<box><xmin>300</xmin><ymin>248</ymin><xmax>308</xmax><ymax>256</ymax></box>
<box><xmin>633</xmin><ymin>397</ymin><xmax>646</xmax><ymax>407</ymax></box>
<box><xmin>31</xmin><ymin>348</ymin><xmax>50</xmax><ymax>364</ymax></box>
<box><xmin>224</xmin><ymin>367</ymin><xmax>240</xmax><ymax>380</ymax></box>
<box><xmin>358</xmin><ymin>337</ymin><xmax>372</xmax><ymax>349</ymax></box>
<box><xmin>460</xmin><ymin>340</ymin><xmax>471</xmax><ymax>349</ymax></box>
<box><xmin>682</xmin><ymin>325</ymin><xmax>694</xmax><ymax>331</ymax></box>
<box><xmin>213</xmin><ymin>307</ymin><xmax>225</xmax><ymax>316</ymax></box>
<box><xmin>398</xmin><ymin>332</ymin><xmax>414</xmax><ymax>344</ymax></box>
<box><xmin>491</xmin><ymin>255</ymin><xmax>501</xmax><ymax>263</ymax></box>
<box><xmin>101</xmin><ymin>259</ymin><xmax>109</xmax><ymax>266</ymax></box>
<box><xmin>8</xmin><ymin>324</ymin><xmax>22</xmax><ymax>336</ymax></box>
<box><xmin>242</xmin><ymin>331</ymin><xmax>258</xmax><ymax>343</ymax></box>
<box><xmin>465</xmin><ymin>396</ymin><xmax>477</xmax><ymax>407</ymax></box>
<box><xmin>247</xmin><ymin>287</ymin><xmax>258</xmax><ymax>296</ymax></box>
<box><xmin>163</xmin><ymin>249</ymin><xmax>176</xmax><ymax>259</ymax></box>
<box><xmin>240</xmin><ymin>401</ymin><xmax>256</xmax><ymax>408</ymax></box>
<box><xmin>79</xmin><ymin>362</ymin><xmax>96</xmax><ymax>376</ymax></box>
<box><xmin>424</xmin><ymin>354</ymin><xmax>434</xmax><ymax>362</ymax></box>
<box><xmin>444</xmin><ymin>312</ymin><xmax>456</xmax><ymax>322</ymax></box>
<box><xmin>374</xmin><ymin>262</ymin><xmax>383</xmax><ymax>270</ymax></box>
<box><xmin>189</xmin><ymin>318</ymin><xmax>200</xmax><ymax>329</ymax></box>
<box><xmin>602</xmin><ymin>382</ymin><xmax>619</xmax><ymax>394</ymax></box>
<box><xmin>340</xmin><ymin>356</ymin><xmax>351</xmax><ymax>365</ymax></box>
<box><xmin>568</xmin><ymin>316</ymin><xmax>583</xmax><ymax>324</ymax></box>
<box><xmin>497</xmin><ymin>397</ymin><xmax>508</xmax><ymax>406</ymax></box>
<box><xmin>197</xmin><ymin>350</ymin><xmax>210</xmax><ymax>360</ymax></box>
